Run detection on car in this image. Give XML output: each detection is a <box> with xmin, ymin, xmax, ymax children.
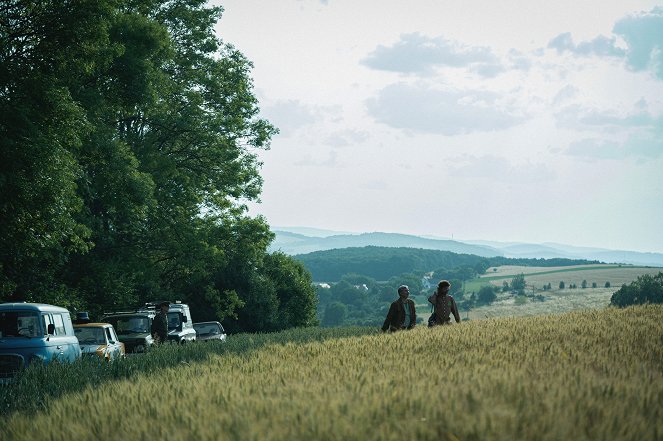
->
<box><xmin>137</xmin><ymin>301</ymin><xmax>196</xmax><ymax>344</ymax></box>
<box><xmin>74</xmin><ymin>323</ymin><xmax>125</xmax><ymax>362</ymax></box>
<box><xmin>0</xmin><ymin>303</ymin><xmax>81</xmax><ymax>382</ymax></box>
<box><xmin>101</xmin><ymin>311</ymin><xmax>155</xmax><ymax>354</ymax></box>
<box><xmin>193</xmin><ymin>321</ymin><xmax>227</xmax><ymax>342</ymax></box>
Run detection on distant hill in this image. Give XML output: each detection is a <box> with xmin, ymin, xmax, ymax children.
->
<box><xmin>465</xmin><ymin>240</ymin><xmax>663</xmax><ymax>267</ymax></box>
<box><xmin>295</xmin><ymin>246</ymin><xmax>599</xmax><ymax>282</ymax></box>
<box><xmin>271</xmin><ymin>231</ymin><xmax>503</xmax><ymax>257</ymax></box>
<box><xmin>270</xmin><ymin>228</ymin><xmax>663</xmax><ymax>267</ymax></box>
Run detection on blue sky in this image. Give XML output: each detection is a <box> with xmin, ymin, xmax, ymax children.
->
<box><xmin>213</xmin><ymin>0</ymin><xmax>663</xmax><ymax>253</ymax></box>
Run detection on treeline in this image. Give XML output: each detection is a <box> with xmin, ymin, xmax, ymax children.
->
<box><xmin>0</xmin><ymin>1</ymin><xmax>316</xmax><ymax>332</ymax></box>
<box><xmin>297</xmin><ymin>246</ymin><xmax>599</xmax><ymax>282</ymax></box>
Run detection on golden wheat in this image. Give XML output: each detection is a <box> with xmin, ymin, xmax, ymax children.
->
<box><xmin>3</xmin><ymin>305</ymin><xmax>662</xmax><ymax>441</ymax></box>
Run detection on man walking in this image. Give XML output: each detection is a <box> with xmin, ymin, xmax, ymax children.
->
<box><xmin>428</xmin><ymin>280</ymin><xmax>461</xmax><ymax>325</ymax></box>
<box><xmin>151</xmin><ymin>301</ymin><xmax>169</xmax><ymax>343</ymax></box>
<box><xmin>382</xmin><ymin>285</ymin><xmax>417</xmax><ymax>332</ymax></box>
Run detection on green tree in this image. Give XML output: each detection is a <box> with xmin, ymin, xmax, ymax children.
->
<box><xmin>0</xmin><ymin>1</ymin><xmax>327</xmax><ymax>333</ymax></box>
<box><xmin>477</xmin><ymin>285</ymin><xmax>497</xmax><ymax>305</ymax></box>
<box><xmin>511</xmin><ymin>273</ymin><xmax>526</xmax><ymax>294</ymax></box>
<box><xmin>322</xmin><ymin>302</ymin><xmax>347</xmax><ymax>327</ymax></box>
<box><xmin>559</xmin><ymin>281</ymin><xmax>565</xmax><ymax>289</ymax></box>
<box><xmin>610</xmin><ymin>272</ymin><xmax>663</xmax><ymax>307</ymax></box>
<box><xmin>605</xmin><ymin>281</ymin><xmax>611</xmax><ymax>288</ymax></box>
<box><xmin>581</xmin><ymin>280</ymin><xmax>588</xmax><ymax>289</ymax></box>
<box><xmin>262</xmin><ymin>252</ymin><xmax>318</xmax><ymax>328</ymax></box>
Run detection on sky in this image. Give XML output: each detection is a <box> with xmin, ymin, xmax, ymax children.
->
<box><xmin>212</xmin><ymin>0</ymin><xmax>663</xmax><ymax>253</ymax></box>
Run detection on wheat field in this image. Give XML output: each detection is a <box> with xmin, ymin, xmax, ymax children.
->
<box><xmin>2</xmin><ymin>305</ymin><xmax>662</xmax><ymax>441</ymax></box>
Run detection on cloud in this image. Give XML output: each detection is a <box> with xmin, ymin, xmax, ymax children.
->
<box><xmin>555</xmin><ymin>104</ymin><xmax>660</xmax><ymax>130</ymax></box>
<box><xmin>294</xmin><ymin>150</ymin><xmax>342</xmax><ymax>167</ymax></box>
<box><xmin>547</xmin><ymin>8</ymin><xmax>663</xmax><ymax>79</ymax></box>
<box><xmin>361</xmin><ymin>33</ymin><xmax>501</xmax><ymax>76</ymax></box>
<box><xmin>325</xmin><ymin>129</ymin><xmax>369</xmax><ymax>147</ymax></box>
<box><xmin>552</xmin><ymin>85</ymin><xmax>578</xmax><ymax>106</ymax></box>
<box><xmin>547</xmin><ymin>32</ymin><xmax>625</xmax><ymax>57</ymax></box>
<box><xmin>566</xmin><ymin>133</ymin><xmax>663</xmax><ymax>161</ymax></box>
<box><xmin>613</xmin><ymin>7</ymin><xmax>663</xmax><ymax>79</ymax></box>
<box><xmin>446</xmin><ymin>155</ymin><xmax>556</xmax><ymax>183</ymax></box>
<box><xmin>365</xmin><ymin>83</ymin><xmax>524</xmax><ymax>135</ymax></box>
<box><xmin>261</xmin><ymin>100</ymin><xmax>319</xmax><ymax>137</ymax></box>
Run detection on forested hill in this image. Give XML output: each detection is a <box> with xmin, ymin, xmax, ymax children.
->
<box><xmin>296</xmin><ymin>246</ymin><xmax>600</xmax><ymax>282</ymax></box>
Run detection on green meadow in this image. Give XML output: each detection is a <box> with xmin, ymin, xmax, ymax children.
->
<box><xmin>2</xmin><ymin>305</ymin><xmax>662</xmax><ymax>441</ymax></box>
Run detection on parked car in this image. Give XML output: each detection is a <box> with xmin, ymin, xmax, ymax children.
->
<box><xmin>0</xmin><ymin>303</ymin><xmax>81</xmax><ymax>382</ymax></box>
<box><xmin>137</xmin><ymin>301</ymin><xmax>196</xmax><ymax>344</ymax></box>
<box><xmin>102</xmin><ymin>311</ymin><xmax>155</xmax><ymax>353</ymax></box>
<box><xmin>193</xmin><ymin>321</ymin><xmax>227</xmax><ymax>342</ymax></box>
<box><xmin>74</xmin><ymin>323</ymin><xmax>125</xmax><ymax>362</ymax></box>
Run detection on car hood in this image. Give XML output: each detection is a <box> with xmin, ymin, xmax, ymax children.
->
<box><xmin>79</xmin><ymin>344</ymin><xmax>105</xmax><ymax>354</ymax></box>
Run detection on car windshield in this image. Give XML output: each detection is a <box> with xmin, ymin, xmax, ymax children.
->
<box><xmin>110</xmin><ymin>316</ymin><xmax>150</xmax><ymax>335</ymax></box>
<box><xmin>0</xmin><ymin>311</ymin><xmax>41</xmax><ymax>338</ymax></box>
<box><xmin>194</xmin><ymin>324</ymin><xmax>221</xmax><ymax>335</ymax></box>
<box><xmin>75</xmin><ymin>327</ymin><xmax>106</xmax><ymax>345</ymax></box>
<box><xmin>167</xmin><ymin>312</ymin><xmax>181</xmax><ymax>331</ymax></box>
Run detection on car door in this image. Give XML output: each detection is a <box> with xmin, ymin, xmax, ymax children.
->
<box><xmin>104</xmin><ymin>327</ymin><xmax>122</xmax><ymax>360</ymax></box>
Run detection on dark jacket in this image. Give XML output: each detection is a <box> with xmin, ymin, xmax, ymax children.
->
<box><xmin>151</xmin><ymin>311</ymin><xmax>168</xmax><ymax>342</ymax></box>
<box><xmin>382</xmin><ymin>298</ymin><xmax>416</xmax><ymax>332</ymax></box>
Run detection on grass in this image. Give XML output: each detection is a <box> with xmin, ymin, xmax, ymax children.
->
<box><xmin>2</xmin><ymin>305</ymin><xmax>662</xmax><ymax>441</ymax></box>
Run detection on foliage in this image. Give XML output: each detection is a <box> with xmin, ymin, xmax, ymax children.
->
<box><xmin>0</xmin><ymin>0</ymin><xmax>320</xmax><ymax>332</ymax></box>
<box><xmin>610</xmin><ymin>272</ymin><xmax>663</xmax><ymax>307</ymax></box>
<box><xmin>296</xmin><ymin>246</ymin><xmax>599</xmax><ymax>282</ymax></box>
<box><xmin>477</xmin><ymin>285</ymin><xmax>498</xmax><ymax>305</ymax></box>
<box><xmin>511</xmin><ymin>273</ymin><xmax>526</xmax><ymax>293</ymax></box>
<box><xmin>2</xmin><ymin>306</ymin><xmax>661</xmax><ymax>440</ymax></box>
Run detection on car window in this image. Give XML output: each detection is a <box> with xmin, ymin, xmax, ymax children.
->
<box><xmin>52</xmin><ymin>314</ymin><xmax>66</xmax><ymax>336</ymax></box>
<box><xmin>167</xmin><ymin>312</ymin><xmax>181</xmax><ymax>330</ymax></box>
<box><xmin>62</xmin><ymin>313</ymin><xmax>75</xmax><ymax>335</ymax></box>
<box><xmin>109</xmin><ymin>327</ymin><xmax>119</xmax><ymax>342</ymax></box>
<box><xmin>105</xmin><ymin>327</ymin><xmax>115</xmax><ymax>343</ymax></box>
<box><xmin>75</xmin><ymin>327</ymin><xmax>106</xmax><ymax>345</ymax></box>
<box><xmin>42</xmin><ymin>314</ymin><xmax>53</xmax><ymax>335</ymax></box>
<box><xmin>112</xmin><ymin>316</ymin><xmax>150</xmax><ymax>334</ymax></box>
<box><xmin>0</xmin><ymin>311</ymin><xmax>41</xmax><ymax>338</ymax></box>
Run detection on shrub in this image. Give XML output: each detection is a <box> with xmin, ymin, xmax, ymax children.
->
<box><xmin>610</xmin><ymin>272</ymin><xmax>663</xmax><ymax>307</ymax></box>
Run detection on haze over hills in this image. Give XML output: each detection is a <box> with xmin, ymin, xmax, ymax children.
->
<box><xmin>271</xmin><ymin>227</ymin><xmax>663</xmax><ymax>267</ymax></box>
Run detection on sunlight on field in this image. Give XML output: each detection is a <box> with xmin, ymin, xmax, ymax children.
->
<box><xmin>467</xmin><ymin>288</ymin><xmax>615</xmax><ymax>320</ymax></box>
<box><xmin>3</xmin><ymin>305</ymin><xmax>662</xmax><ymax>441</ymax></box>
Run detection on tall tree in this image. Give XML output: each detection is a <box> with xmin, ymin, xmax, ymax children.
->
<box><xmin>1</xmin><ymin>1</ymin><xmax>319</xmax><ymax>332</ymax></box>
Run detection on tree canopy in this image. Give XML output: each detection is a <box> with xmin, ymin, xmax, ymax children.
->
<box><xmin>0</xmin><ymin>0</ymin><xmax>317</xmax><ymax>331</ymax></box>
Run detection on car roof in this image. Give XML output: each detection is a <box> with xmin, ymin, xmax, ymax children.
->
<box><xmin>0</xmin><ymin>302</ymin><xmax>70</xmax><ymax>313</ymax></box>
<box><xmin>74</xmin><ymin>323</ymin><xmax>113</xmax><ymax>328</ymax></box>
<box><xmin>193</xmin><ymin>321</ymin><xmax>221</xmax><ymax>326</ymax></box>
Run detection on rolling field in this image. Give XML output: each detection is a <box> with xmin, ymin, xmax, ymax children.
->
<box><xmin>459</xmin><ymin>265</ymin><xmax>663</xmax><ymax>320</ymax></box>
<box><xmin>2</xmin><ymin>305</ymin><xmax>662</xmax><ymax>441</ymax></box>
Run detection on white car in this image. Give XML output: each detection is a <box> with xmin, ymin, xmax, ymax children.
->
<box><xmin>193</xmin><ymin>321</ymin><xmax>226</xmax><ymax>342</ymax></box>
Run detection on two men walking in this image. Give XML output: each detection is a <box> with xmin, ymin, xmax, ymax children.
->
<box><xmin>382</xmin><ymin>279</ymin><xmax>461</xmax><ymax>331</ymax></box>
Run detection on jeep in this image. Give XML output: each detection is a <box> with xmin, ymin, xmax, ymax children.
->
<box><xmin>102</xmin><ymin>310</ymin><xmax>155</xmax><ymax>353</ymax></box>
<box><xmin>138</xmin><ymin>301</ymin><xmax>196</xmax><ymax>344</ymax></box>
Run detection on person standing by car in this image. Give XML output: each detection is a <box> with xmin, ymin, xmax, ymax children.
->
<box><xmin>428</xmin><ymin>280</ymin><xmax>461</xmax><ymax>326</ymax></box>
<box><xmin>381</xmin><ymin>285</ymin><xmax>417</xmax><ymax>332</ymax></box>
<box><xmin>151</xmin><ymin>301</ymin><xmax>169</xmax><ymax>343</ymax></box>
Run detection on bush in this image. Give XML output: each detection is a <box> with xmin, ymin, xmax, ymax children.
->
<box><xmin>477</xmin><ymin>285</ymin><xmax>497</xmax><ymax>305</ymax></box>
<box><xmin>610</xmin><ymin>272</ymin><xmax>663</xmax><ymax>307</ymax></box>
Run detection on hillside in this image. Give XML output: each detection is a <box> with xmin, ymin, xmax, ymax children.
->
<box><xmin>270</xmin><ymin>228</ymin><xmax>663</xmax><ymax>266</ymax></box>
<box><xmin>3</xmin><ymin>305</ymin><xmax>661</xmax><ymax>441</ymax></box>
<box><xmin>295</xmin><ymin>246</ymin><xmax>599</xmax><ymax>282</ymax></box>
<box><xmin>272</xmin><ymin>230</ymin><xmax>501</xmax><ymax>257</ymax></box>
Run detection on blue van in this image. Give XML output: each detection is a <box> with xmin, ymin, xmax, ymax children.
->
<box><xmin>0</xmin><ymin>303</ymin><xmax>81</xmax><ymax>381</ymax></box>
